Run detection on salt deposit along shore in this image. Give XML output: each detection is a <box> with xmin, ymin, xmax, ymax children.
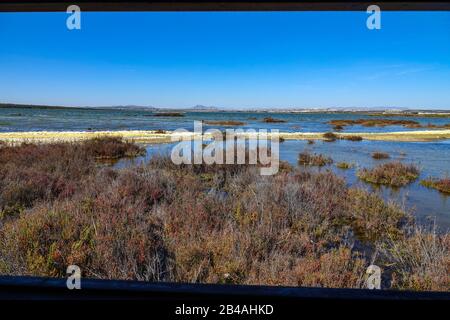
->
<box><xmin>1</xmin><ymin>129</ymin><xmax>450</xmax><ymax>144</ymax></box>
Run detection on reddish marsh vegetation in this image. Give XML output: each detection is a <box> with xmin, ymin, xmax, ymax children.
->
<box><xmin>0</xmin><ymin>137</ymin><xmax>145</xmax><ymax>217</ymax></box>
<box><xmin>0</xmin><ymin>139</ymin><xmax>448</xmax><ymax>291</ymax></box>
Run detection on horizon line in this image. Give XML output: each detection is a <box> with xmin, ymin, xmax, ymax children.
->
<box><xmin>1</xmin><ymin>102</ymin><xmax>450</xmax><ymax>112</ymax></box>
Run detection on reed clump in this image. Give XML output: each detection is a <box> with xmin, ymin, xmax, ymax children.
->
<box><xmin>357</xmin><ymin>162</ymin><xmax>420</xmax><ymax>187</ymax></box>
<box><xmin>420</xmin><ymin>177</ymin><xmax>450</xmax><ymax>194</ymax></box>
<box><xmin>298</xmin><ymin>151</ymin><xmax>333</xmax><ymax>166</ymax></box>
<box><xmin>372</xmin><ymin>152</ymin><xmax>390</xmax><ymax>160</ymax></box>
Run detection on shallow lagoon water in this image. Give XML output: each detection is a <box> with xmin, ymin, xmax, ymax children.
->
<box><xmin>1</xmin><ymin>107</ymin><xmax>450</xmax><ymax>133</ymax></box>
<box><xmin>2</xmin><ymin>106</ymin><xmax>449</xmax><ymax>229</ymax></box>
<box><xmin>278</xmin><ymin>139</ymin><xmax>450</xmax><ymax>229</ymax></box>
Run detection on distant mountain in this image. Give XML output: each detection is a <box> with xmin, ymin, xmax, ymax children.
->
<box><xmin>0</xmin><ymin>103</ymin><xmax>158</xmax><ymax>110</ymax></box>
<box><xmin>96</xmin><ymin>105</ymin><xmax>157</xmax><ymax>110</ymax></box>
<box><xmin>1</xmin><ymin>102</ymin><xmax>447</xmax><ymax>113</ymax></box>
<box><xmin>190</xmin><ymin>105</ymin><xmax>219</xmax><ymax>111</ymax></box>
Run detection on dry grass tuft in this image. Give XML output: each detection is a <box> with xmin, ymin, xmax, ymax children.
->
<box><xmin>378</xmin><ymin>227</ymin><xmax>450</xmax><ymax>291</ymax></box>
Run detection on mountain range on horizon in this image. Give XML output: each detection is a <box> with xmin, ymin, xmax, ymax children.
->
<box><xmin>2</xmin><ymin>102</ymin><xmax>450</xmax><ymax>113</ymax></box>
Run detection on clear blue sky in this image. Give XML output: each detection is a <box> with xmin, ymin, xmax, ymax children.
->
<box><xmin>0</xmin><ymin>11</ymin><xmax>449</xmax><ymax>109</ymax></box>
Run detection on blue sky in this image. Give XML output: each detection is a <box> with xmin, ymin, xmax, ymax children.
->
<box><xmin>0</xmin><ymin>11</ymin><xmax>449</xmax><ymax>109</ymax></box>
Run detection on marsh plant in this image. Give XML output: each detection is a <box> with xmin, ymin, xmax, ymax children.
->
<box><xmin>337</xmin><ymin>162</ymin><xmax>353</xmax><ymax>169</ymax></box>
<box><xmin>298</xmin><ymin>151</ymin><xmax>333</xmax><ymax>166</ymax></box>
<box><xmin>420</xmin><ymin>177</ymin><xmax>450</xmax><ymax>194</ymax></box>
<box><xmin>357</xmin><ymin>162</ymin><xmax>420</xmax><ymax>187</ymax></box>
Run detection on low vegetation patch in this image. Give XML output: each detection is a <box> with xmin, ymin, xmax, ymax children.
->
<box><xmin>330</xmin><ymin>117</ymin><xmax>450</xmax><ymax>130</ymax></box>
<box><xmin>298</xmin><ymin>151</ymin><xmax>333</xmax><ymax>166</ymax></box>
<box><xmin>425</xmin><ymin>123</ymin><xmax>450</xmax><ymax>129</ymax></box>
<box><xmin>262</xmin><ymin>117</ymin><xmax>286</xmax><ymax>123</ymax></box>
<box><xmin>368</xmin><ymin>112</ymin><xmax>450</xmax><ymax>118</ymax></box>
<box><xmin>152</xmin><ymin>112</ymin><xmax>185</xmax><ymax>117</ymax></box>
<box><xmin>357</xmin><ymin>162</ymin><xmax>420</xmax><ymax>187</ymax></box>
<box><xmin>342</xmin><ymin>135</ymin><xmax>363</xmax><ymax>141</ymax></box>
<box><xmin>329</xmin><ymin>119</ymin><xmax>420</xmax><ymax>128</ymax></box>
<box><xmin>420</xmin><ymin>177</ymin><xmax>450</xmax><ymax>194</ymax></box>
<box><xmin>372</xmin><ymin>152</ymin><xmax>390</xmax><ymax>160</ymax></box>
<box><xmin>82</xmin><ymin>137</ymin><xmax>145</xmax><ymax>160</ymax></box>
<box><xmin>0</xmin><ymin>137</ymin><xmax>145</xmax><ymax>211</ymax></box>
<box><xmin>323</xmin><ymin>132</ymin><xmax>337</xmax><ymax>142</ymax></box>
<box><xmin>204</xmin><ymin>120</ymin><xmax>246</xmax><ymax>126</ymax></box>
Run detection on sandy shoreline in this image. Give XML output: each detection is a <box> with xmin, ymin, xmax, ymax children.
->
<box><xmin>1</xmin><ymin>129</ymin><xmax>450</xmax><ymax>143</ymax></box>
